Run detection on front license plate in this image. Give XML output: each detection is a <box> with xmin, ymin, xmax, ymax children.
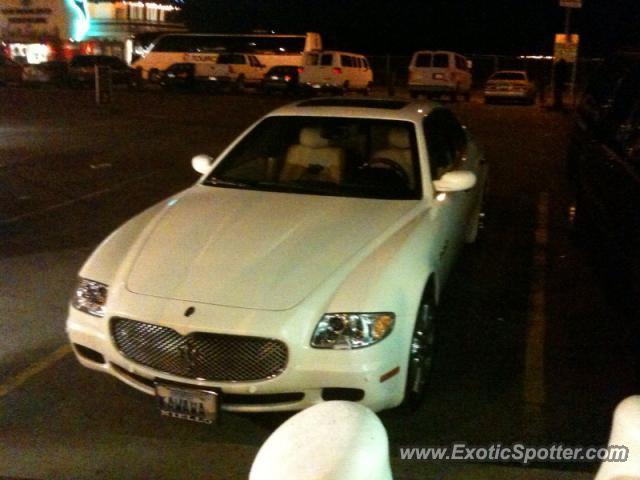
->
<box><xmin>155</xmin><ymin>382</ymin><xmax>219</xmax><ymax>424</ymax></box>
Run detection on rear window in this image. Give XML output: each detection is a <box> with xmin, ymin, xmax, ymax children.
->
<box><xmin>433</xmin><ymin>54</ymin><xmax>450</xmax><ymax>68</ymax></box>
<box><xmin>415</xmin><ymin>53</ymin><xmax>432</xmax><ymax>68</ymax></box>
<box><xmin>268</xmin><ymin>66</ymin><xmax>296</xmax><ymax>75</ymax></box>
<box><xmin>305</xmin><ymin>53</ymin><xmax>319</xmax><ymax>66</ymax></box>
<box><xmin>320</xmin><ymin>54</ymin><xmax>334</xmax><ymax>66</ymax></box>
<box><xmin>71</xmin><ymin>56</ymin><xmax>98</xmax><ymax>67</ymax></box>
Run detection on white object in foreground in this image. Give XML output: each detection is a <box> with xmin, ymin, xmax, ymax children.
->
<box><xmin>250</xmin><ymin>401</ymin><xmax>392</xmax><ymax>480</ymax></box>
<box><xmin>595</xmin><ymin>395</ymin><xmax>640</xmax><ymax>480</ymax></box>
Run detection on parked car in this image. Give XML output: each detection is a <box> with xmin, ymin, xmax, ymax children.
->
<box><xmin>194</xmin><ymin>53</ymin><xmax>266</xmax><ymax>91</ymax></box>
<box><xmin>408</xmin><ymin>50</ymin><xmax>472</xmax><ymax>101</ymax></box>
<box><xmin>160</xmin><ymin>62</ymin><xmax>196</xmax><ymax>90</ymax></box>
<box><xmin>299</xmin><ymin>50</ymin><xmax>373</xmax><ymax>95</ymax></box>
<box><xmin>568</xmin><ymin>52</ymin><xmax>640</xmax><ymax>305</ymax></box>
<box><xmin>0</xmin><ymin>56</ymin><xmax>24</xmax><ymax>85</ymax></box>
<box><xmin>261</xmin><ymin>65</ymin><xmax>300</xmax><ymax>94</ymax></box>
<box><xmin>68</xmin><ymin>55</ymin><xmax>137</xmax><ymax>87</ymax></box>
<box><xmin>22</xmin><ymin>61</ymin><xmax>69</xmax><ymax>85</ymax></box>
<box><xmin>67</xmin><ymin>97</ymin><xmax>487</xmax><ymax>421</ymax></box>
<box><xmin>484</xmin><ymin>70</ymin><xmax>536</xmax><ymax>104</ymax></box>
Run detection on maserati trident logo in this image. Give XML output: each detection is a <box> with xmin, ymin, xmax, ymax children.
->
<box><xmin>178</xmin><ymin>340</ymin><xmax>202</xmax><ymax>372</ymax></box>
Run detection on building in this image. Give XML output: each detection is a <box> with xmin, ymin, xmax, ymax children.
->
<box><xmin>0</xmin><ymin>0</ymin><xmax>185</xmax><ymax>64</ymax></box>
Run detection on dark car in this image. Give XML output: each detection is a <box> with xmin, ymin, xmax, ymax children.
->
<box><xmin>568</xmin><ymin>51</ymin><xmax>640</xmax><ymax>304</ymax></box>
<box><xmin>23</xmin><ymin>61</ymin><xmax>69</xmax><ymax>85</ymax></box>
<box><xmin>0</xmin><ymin>56</ymin><xmax>24</xmax><ymax>85</ymax></box>
<box><xmin>261</xmin><ymin>65</ymin><xmax>300</xmax><ymax>94</ymax></box>
<box><xmin>68</xmin><ymin>55</ymin><xmax>137</xmax><ymax>87</ymax></box>
<box><xmin>160</xmin><ymin>62</ymin><xmax>196</xmax><ymax>90</ymax></box>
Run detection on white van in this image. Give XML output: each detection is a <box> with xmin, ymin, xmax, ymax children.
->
<box><xmin>299</xmin><ymin>50</ymin><xmax>373</xmax><ymax>94</ymax></box>
<box><xmin>408</xmin><ymin>50</ymin><xmax>472</xmax><ymax>101</ymax></box>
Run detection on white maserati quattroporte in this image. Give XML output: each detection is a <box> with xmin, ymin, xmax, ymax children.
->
<box><xmin>67</xmin><ymin>97</ymin><xmax>487</xmax><ymax>423</ymax></box>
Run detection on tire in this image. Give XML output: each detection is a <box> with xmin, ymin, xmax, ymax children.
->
<box><xmin>234</xmin><ymin>75</ymin><xmax>245</xmax><ymax>93</ymax></box>
<box><xmin>363</xmin><ymin>82</ymin><xmax>373</xmax><ymax>96</ymax></box>
<box><xmin>149</xmin><ymin>69</ymin><xmax>161</xmax><ymax>84</ymax></box>
<box><xmin>403</xmin><ymin>288</ymin><xmax>437</xmax><ymax>409</ymax></box>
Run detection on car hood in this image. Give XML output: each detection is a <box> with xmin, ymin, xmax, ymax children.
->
<box><xmin>126</xmin><ymin>186</ymin><xmax>418</xmax><ymax>310</ymax></box>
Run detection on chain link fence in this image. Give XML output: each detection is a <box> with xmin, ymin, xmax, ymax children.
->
<box><xmin>368</xmin><ymin>53</ymin><xmax>603</xmax><ymax>102</ymax></box>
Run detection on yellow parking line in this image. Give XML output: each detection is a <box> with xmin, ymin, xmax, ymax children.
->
<box><xmin>524</xmin><ymin>192</ymin><xmax>549</xmax><ymax>405</ymax></box>
<box><xmin>0</xmin><ymin>344</ymin><xmax>72</xmax><ymax>398</ymax></box>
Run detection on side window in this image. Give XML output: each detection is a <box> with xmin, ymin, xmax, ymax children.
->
<box><xmin>455</xmin><ymin>56</ymin><xmax>466</xmax><ymax>70</ymax></box>
<box><xmin>355</xmin><ymin>57</ymin><xmax>362</xmax><ymax>68</ymax></box>
<box><xmin>362</xmin><ymin>58</ymin><xmax>369</xmax><ymax>69</ymax></box>
<box><xmin>340</xmin><ymin>55</ymin><xmax>352</xmax><ymax>67</ymax></box>
<box><xmin>423</xmin><ymin>109</ymin><xmax>468</xmax><ymax>181</ymax></box>
<box><xmin>305</xmin><ymin>54</ymin><xmax>319</xmax><ymax>66</ymax></box>
<box><xmin>321</xmin><ymin>54</ymin><xmax>333</xmax><ymax>66</ymax></box>
<box><xmin>249</xmin><ymin>56</ymin><xmax>260</xmax><ymax>67</ymax></box>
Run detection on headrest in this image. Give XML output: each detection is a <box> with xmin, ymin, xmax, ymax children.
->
<box><xmin>388</xmin><ymin>128</ymin><xmax>411</xmax><ymax>149</ymax></box>
<box><xmin>300</xmin><ymin>128</ymin><xmax>329</xmax><ymax>148</ymax></box>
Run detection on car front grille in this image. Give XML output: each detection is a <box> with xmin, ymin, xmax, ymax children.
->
<box><xmin>111</xmin><ymin>317</ymin><xmax>288</xmax><ymax>382</ymax></box>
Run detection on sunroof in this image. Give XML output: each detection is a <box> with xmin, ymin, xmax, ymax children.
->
<box><xmin>296</xmin><ymin>98</ymin><xmax>408</xmax><ymax>109</ymax></box>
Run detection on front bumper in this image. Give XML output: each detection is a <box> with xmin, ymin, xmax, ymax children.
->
<box><xmin>66</xmin><ymin>302</ymin><xmax>407</xmax><ymax>413</ymax></box>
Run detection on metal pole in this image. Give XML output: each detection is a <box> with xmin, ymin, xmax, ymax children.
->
<box><xmin>564</xmin><ymin>7</ymin><xmax>578</xmax><ymax>105</ymax></box>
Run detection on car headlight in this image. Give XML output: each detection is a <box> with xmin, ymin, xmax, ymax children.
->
<box><xmin>72</xmin><ymin>278</ymin><xmax>108</xmax><ymax>317</ymax></box>
<box><xmin>311</xmin><ymin>313</ymin><xmax>395</xmax><ymax>349</ymax></box>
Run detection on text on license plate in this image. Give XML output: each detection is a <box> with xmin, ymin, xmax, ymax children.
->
<box><xmin>155</xmin><ymin>382</ymin><xmax>219</xmax><ymax>424</ymax></box>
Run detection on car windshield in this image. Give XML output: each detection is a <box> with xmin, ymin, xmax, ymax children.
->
<box><xmin>491</xmin><ymin>72</ymin><xmax>526</xmax><ymax>81</ymax></box>
<box><xmin>204</xmin><ymin>116</ymin><xmax>422</xmax><ymax>200</ymax></box>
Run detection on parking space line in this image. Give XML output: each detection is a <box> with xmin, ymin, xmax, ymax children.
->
<box><xmin>0</xmin><ymin>344</ymin><xmax>71</xmax><ymax>398</ymax></box>
<box><xmin>524</xmin><ymin>192</ymin><xmax>549</xmax><ymax>406</ymax></box>
<box><xmin>0</xmin><ymin>170</ymin><xmax>159</xmax><ymax>226</ymax></box>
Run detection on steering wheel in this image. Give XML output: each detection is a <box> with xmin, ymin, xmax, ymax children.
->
<box><xmin>366</xmin><ymin>158</ymin><xmax>410</xmax><ymax>186</ymax></box>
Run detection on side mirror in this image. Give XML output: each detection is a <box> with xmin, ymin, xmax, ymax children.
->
<box><xmin>192</xmin><ymin>154</ymin><xmax>214</xmax><ymax>174</ymax></box>
<box><xmin>433</xmin><ymin>170</ymin><xmax>476</xmax><ymax>192</ymax></box>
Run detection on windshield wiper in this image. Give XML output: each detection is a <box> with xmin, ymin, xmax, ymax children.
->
<box><xmin>203</xmin><ymin>177</ymin><xmax>256</xmax><ymax>188</ymax></box>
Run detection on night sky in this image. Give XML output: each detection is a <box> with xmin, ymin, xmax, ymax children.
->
<box><xmin>181</xmin><ymin>0</ymin><xmax>640</xmax><ymax>57</ymax></box>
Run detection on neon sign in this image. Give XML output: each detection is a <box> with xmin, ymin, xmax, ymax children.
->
<box><xmin>65</xmin><ymin>0</ymin><xmax>90</xmax><ymax>41</ymax></box>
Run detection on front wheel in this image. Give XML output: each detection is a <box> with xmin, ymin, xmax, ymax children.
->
<box><xmin>233</xmin><ymin>75</ymin><xmax>245</xmax><ymax>93</ymax></box>
<box><xmin>403</xmin><ymin>295</ymin><xmax>437</xmax><ymax>409</ymax></box>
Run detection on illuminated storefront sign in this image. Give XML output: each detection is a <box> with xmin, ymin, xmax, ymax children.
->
<box><xmin>65</xmin><ymin>0</ymin><xmax>89</xmax><ymax>41</ymax></box>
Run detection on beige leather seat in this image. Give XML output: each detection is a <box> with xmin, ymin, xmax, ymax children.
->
<box><xmin>372</xmin><ymin>128</ymin><xmax>415</xmax><ymax>188</ymax></box>
<box><xmin>280</xmin><ymin>128</ymin><xmax>345</xmax><ymax>184</ymax></box>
